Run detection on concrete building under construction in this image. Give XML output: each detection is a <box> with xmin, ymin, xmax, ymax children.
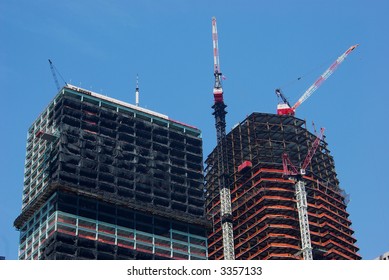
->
<box><xmin>205</xmin><ymin>112</ymin><xmax>361</xmax><ymax>260</ymax></box>
<box><xmin>14</xmin><ymin>85</ymin><xmax>208</xmax><ymax>260</ymax></box>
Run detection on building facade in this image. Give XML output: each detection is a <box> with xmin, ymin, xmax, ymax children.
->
<box><xmin>205</xmin><ymin>112</ymin><xmax>360</xmax><ymax>260</ymax></box>
<box><xmin>14</xmin><ymin>85</ymin><xmax>207</xmax><ymax>260</ymax></box>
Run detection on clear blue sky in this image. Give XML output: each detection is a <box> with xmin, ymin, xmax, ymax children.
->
<box><xmin>0</xmin><ymin>0</ymin><xmax>388</xmax><ymax>260</ymax></box>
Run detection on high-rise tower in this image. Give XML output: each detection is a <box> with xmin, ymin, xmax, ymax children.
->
<box><xmin>205</xmin><ymin>112</ymin><xmax>360</xmax><ymax>260</ymax></box>
<box><xmin>15</xmin><ymin>85</ymin><xmax>207</xmax><ymax>260</ymax></box>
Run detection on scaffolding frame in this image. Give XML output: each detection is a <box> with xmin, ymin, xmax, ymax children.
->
<box><xmin>205</xmin><ymin>112</ymin><xmax>360</xmax><ymax>260</ymax></box>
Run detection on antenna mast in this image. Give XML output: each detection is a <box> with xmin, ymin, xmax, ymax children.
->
<box><xmin>135</xmin><ymin>74</ymin><xmax>139</xmax><ymax>107</ymax></box>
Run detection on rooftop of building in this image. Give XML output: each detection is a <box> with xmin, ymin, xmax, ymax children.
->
<box><xmin>28</xmin><ymin>84</ymin><xmax>201</xmax><ymax>138</ymax></box>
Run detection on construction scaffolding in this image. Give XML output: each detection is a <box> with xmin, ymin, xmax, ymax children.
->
<box><xmin>205</xmin><ymin>112</ymin><xmax>360</xmax><ymax>260</ymax></box>
<box><xmin>15</xmin><ymin>85</ymin><xmax>208</xmax><ymax>260</ymax></box>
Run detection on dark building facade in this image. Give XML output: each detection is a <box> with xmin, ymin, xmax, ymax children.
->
<box><xmin>15</xmin><ymin>85</ymin><xmax>207</xmax><ymax>260</ymax></box>
<box><xmin>205</xmin><ymin>112</ymin><xmax>360</xmax><ymax>260</ymax></box>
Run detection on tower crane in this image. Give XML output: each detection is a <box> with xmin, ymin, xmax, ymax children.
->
<box><xmin>282</xmin><ymin>127</ymin><xmax>325</xmax><ymax>260</ymax></box>
<box><xmin>211</xmin><ymin>16</ymin><xmax>235</xmax><ymax>260</ymax></box>
<box><xmin>276</xmin><ymin>44</ymin><xmax>359</xmax><ymax>115</ymax></box>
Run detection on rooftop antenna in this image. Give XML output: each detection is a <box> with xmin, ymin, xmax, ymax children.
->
<box><xmin>135</xmin><ymin>74</ymin><xmax>139</xmax><ymax>106</ymax></box>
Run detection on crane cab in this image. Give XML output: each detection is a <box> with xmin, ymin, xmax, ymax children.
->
<box><xmin>277</xmin><ymin>103</ymin><xmax>295</xmax><ymax>116</ymax></box>
<box><xmin>213</xmin><ymin>88</ymin><xmax>224</xmax><ymax>103</ymax></box>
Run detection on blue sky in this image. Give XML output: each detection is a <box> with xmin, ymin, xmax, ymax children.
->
<box><xmin>0</xmin><ymin>0</ymin><xmax>388</xmax><ymax>260</ymax></box>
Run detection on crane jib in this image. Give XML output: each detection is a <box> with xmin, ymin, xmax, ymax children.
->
<box><xmin>290</xmin><ymin>44</ymin><xmax>359</xmax><ymax>112</ymax></box>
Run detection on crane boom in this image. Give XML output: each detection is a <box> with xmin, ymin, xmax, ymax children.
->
<box><xmin>211</xmin><ymin>17</ymin><xmax>235</xmax><ymax>260</ymax></box>
<box><xmin>283</xmin><ymin>127</ymin><xmax>325</xmax><ymax>176</ymax></box>
<box><xmin>48</xmin><ymin>59</ymin><xmax>60</xmax><ymax>91</ymax></box>
<box><xmin>212</xmin><ymin>17</ymin><xmax>224</xmax><ymax>103</ymax></box>
<box><xmin>48</xmin><ymin>59</ymin><xmax>67</xmax><ymax>91</ymax></box>
<box><xmin>301</xmin><ymin>128</ymin><xmax>325</xmax><ymax>172</ymax></box>
<box><xmin>276</xmin><ymin>88</ymin><xmax>291</xmax><ymax>108</ymax></box>
<box><xmin>277</xmin><ymin>44</ymin><xmax>359</xmax><ymax>115</ymax></box>
<box><xmin>212</xmin><ymin>17</ymin><xmax>221</xmax><ymax>75</ymax></box>
<box><xmin>292</xmin><ymin>44</ymin><xmax>359</xmax><ymax>111</ymax></box>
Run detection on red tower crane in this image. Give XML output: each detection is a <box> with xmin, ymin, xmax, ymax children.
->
<box><xmin>276</xmin><ymin>44</ymin><xmax>359</xmax><ymax>115</ymax></box>
<box><xmin>283</xmin><ymin>127</ymin><xmax>325</xmax><ymax>260</ymax></box>
<box><xmin>211</xmin><ymin>16</ymin><xmax>235</xmax><ymax>260</ymax></box>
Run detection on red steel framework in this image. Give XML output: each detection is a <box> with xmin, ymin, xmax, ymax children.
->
<box><xmin>205</xmin><ymin>112</ymin><xmax>360</xmax><ymax>260</ymax></box>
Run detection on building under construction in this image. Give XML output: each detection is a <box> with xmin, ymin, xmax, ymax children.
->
<box><xmin>14</xmin><ymin>85</ymin><xmax>208</xmax><ymax>260</ymax></box>
<box><xmin>205</xmin><ymin>112</ymin><xmax>361</xmax><ymax>260</ymax></box>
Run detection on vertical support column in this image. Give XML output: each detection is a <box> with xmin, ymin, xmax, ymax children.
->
<box><xmin>295</xmin><ymin>180</ymin><xmax>313</xmax><ymax>260</ymax></box>
<box><xmin>169</xmin><ymin>221</ymin><xmax>173</xmax><ymax>259</ymax></box>
<box><xmin>54</xmin><ymin>211</ymin><xmax>58</xmax><ymax>232</ymax></box>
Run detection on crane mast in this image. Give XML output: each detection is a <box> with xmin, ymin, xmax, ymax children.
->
<box><xmin>283</xmin><ymin>128</ymin><xmax>325</xmax><ymax>260</ymax></box>
<box><xmin>277</xmin><ymin>44</ymin><xmax>359</xmax><ymax>115</ymax></box>
<box><xmin>295</xmin><ymin>180</ymin><xmax>313</xmax><ymax>260</ymax></box>
<box><xmin>211</xmin><ymin>17</ymin><xmax>235</xmax><ymax>260</ymax></box>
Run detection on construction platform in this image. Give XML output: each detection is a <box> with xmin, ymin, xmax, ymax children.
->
<box><xmin>205</xmin><ymin>112</ymin><xmax>360</xmax><ymax>260</ymax></box>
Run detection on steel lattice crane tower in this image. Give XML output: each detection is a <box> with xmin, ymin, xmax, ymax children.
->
<box><xmin>211</xmin><ymin>17</ymin><xmax>235</xmax><ymax>260</ymax></box>
<box><xmin>283</xmin><ymin>128</ymin><xmax>325</xmax><ymax>260</ymax></box>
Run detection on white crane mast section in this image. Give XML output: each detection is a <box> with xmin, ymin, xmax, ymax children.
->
<box><xmin>220</xmin><ymin>187</ymin><xmax>235</xmax><ymax>260</ymax></box>
<box><xmin>292</xmin><ymin>44</ymin><xmax>359</xmax><ymax>110</ymax></box>
<box><xmin>220</xmin><ymin>188</ymin><xmax>232</xmax><ymax>224</ymax></box>
<box><xmin>295</xmin><ymin>180</ymin><xmax>313</xmax><ymax>260</ymax></box>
